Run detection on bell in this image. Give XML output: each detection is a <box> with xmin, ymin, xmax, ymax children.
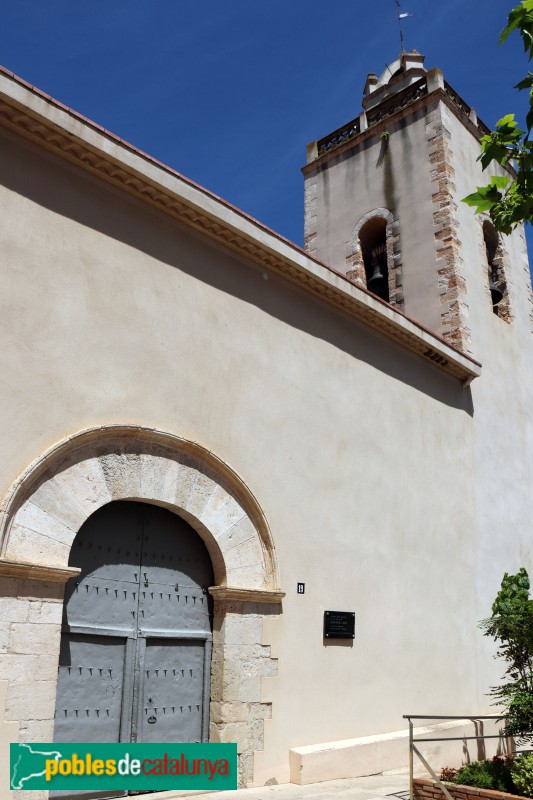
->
<box><xmin>489</xmin><ymin>273</ymin><xmax>503</xmax><ymax>306</ymax></box>
<box><xmin>367</xmin><ymin>242</ymin><xmax>388</xmax><ymax>297</ymax></box>
<box><xmin>367</xmin><ymin>263</ymin><xmax>386</xmax><ymax>293</ymax></box>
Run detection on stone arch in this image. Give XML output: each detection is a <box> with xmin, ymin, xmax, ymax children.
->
<box><xmin>345</xmin><ymin>207</ymin><xmax>404</xmax><ymax>309</ymax></box>
<box><xmin>0</xmin><ymin>425</ymin><xmax>280</xmax><ymax>596</ymax></box>
<box><xmin>0</xmin><ymin>426</ymin><xmax>283</xmax><ymax>787</ymax></box>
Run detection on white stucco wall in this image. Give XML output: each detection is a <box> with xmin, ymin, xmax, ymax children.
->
<box><xmin>446</xmin><ymin>105</ymin><xmax>533</xmax><ymax>703</ymax></box>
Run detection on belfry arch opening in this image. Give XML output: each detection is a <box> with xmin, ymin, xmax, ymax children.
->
<box><xmin>54</xmin><ymin>501</ymin><xmax>214</xmax><ymax>761</ymax></box>
<box><xmin>483</xmin><ymin>220</ymin><xmax>503</xmax><ymax>313</ymax></box>
<box><xmin>482</xmin><ymin>219</ymin><xmax>511</xmax><ymax>321</ymax></box>
<box><xmin>359</xmin><ymin>216</ymin><xmax>390</xmax><ymax>302</ymax></box>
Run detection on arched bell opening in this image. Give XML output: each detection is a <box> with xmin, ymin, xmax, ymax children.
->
<box><xmin>359</xmin><ymin>216</ymin><xmax>390</xmax><ymax>302</ymax></box>
<box><xmin>347</xmin><ymin>208</ymin><xmax>402</xmax><ymax>309</ymax></box>
<box><xmin>54</xmin><ymin>500</ymin><xmax>214</xmax><ymax>757</ymax></box>
<box><xmin>483</xmin><ymin>219</ymin><xmax>505</xmax><ymax>313</ymax></box>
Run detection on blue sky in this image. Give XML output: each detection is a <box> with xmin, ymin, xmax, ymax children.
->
<box><xmin>0</xmin><ymin>1</ymin><xmax>530</xmax><ymax>248</ymax></box>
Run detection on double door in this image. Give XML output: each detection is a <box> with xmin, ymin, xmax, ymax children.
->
<box><xmin>54</xmin><ymin>501</ymin><xmax>214</xmax><ymax>747</ymax></box>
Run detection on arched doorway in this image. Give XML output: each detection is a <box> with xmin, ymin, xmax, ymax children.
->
<box><xmin>53</xmin><ymin>501</ymin><xmax>214</xmax><ymax>747</ymax></box>
<box><xmin>0</xmin><ymin>426</ymin><xmax>283</xmax><ymax>787</ymax></box>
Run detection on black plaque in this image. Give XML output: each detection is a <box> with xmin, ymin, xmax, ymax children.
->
<box><xmin>324</xmin><ymin>610</ymin><xmax>355</xmax><ymax>639</ymax></box>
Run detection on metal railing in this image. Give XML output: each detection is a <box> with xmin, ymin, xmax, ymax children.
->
<box><xmin>403</xmin><ymin>713</ymin><xmax>507</xmax><ymax>800</ymax></box>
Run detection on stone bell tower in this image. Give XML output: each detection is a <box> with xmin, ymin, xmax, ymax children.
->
<box><xmin>302</xmin><ymin>50</ymin><xmax>533</xmax><ymax>355</ymax></box>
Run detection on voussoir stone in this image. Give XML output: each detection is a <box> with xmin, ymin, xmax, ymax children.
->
<box><xmin>173</xmin><ymin>463</ymin><xmax>201</xmax><ymax>508</ymax></box>
<box><xmin>183</xmin><ymin>472</ymin><xmax>217</xmax><ymax>518</ymax></box>
<box><xmin>201</xmin><ymin>493</ymin><xmax>247</xmax><ymax>539</ymax></box>
<box><xmin>52</xmin><ymin>459</ymin><xmax>111</xmax><ymax>517</ymax></box>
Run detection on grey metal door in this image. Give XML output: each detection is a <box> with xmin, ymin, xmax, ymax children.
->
<box><xmin>54</xmin><ymin>501</ymin><xmax>213</xmax><ymax>755</ymax></box>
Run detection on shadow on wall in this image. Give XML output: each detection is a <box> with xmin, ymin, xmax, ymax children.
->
<box><xmin>0</xmin><ymin>129</ymin><xmax>473</xmax><ymax>417</ymax></box>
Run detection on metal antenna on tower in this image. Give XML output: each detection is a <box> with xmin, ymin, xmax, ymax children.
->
<box><xmin>394</xmin><ymin>0</ymin><xmax>413</xmax><ymax>52</ymax></box>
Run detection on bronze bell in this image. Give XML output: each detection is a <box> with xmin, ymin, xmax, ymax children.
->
<box><xmin>367</xmin><ymin>263</ymin><xmax>386</xmax><ymax>292</ymax></box>
<box><xmin>367</xmin><ymin>243</ymin><xmax>388</xmax><ymax>295</ymax></box>
<box><xmin>489</xmin><ymin>272</ymin><xmax>503</xmax><ymax>306</ymax></box>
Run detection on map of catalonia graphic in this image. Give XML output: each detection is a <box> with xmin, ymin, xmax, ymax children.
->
<box><xmin>10</xmin><ymin>743</ymin><xmax>63</xmax><ymax>789</ymax></box>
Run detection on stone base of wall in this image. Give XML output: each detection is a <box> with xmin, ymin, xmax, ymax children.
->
<box><xmin>0</xmin><ymin>680</ymin><xmax>20</xmax><ymax>800</ymax></box>
<box><xmin>414</xmin><ymin>777</ymin><xmax>523</xmax><ymax>800</ymax></box>
<box><xmin>0</xmin><ymin>576</ymin><xmax>63</xmax><ymax>741</ymax></box>
<box><xmin>209</xmin><ymin>599</ymin><xmax>280</xmax><ymax>787</ymax></box>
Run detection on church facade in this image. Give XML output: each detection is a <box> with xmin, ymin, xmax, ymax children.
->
<box><xmin>0</xmin><ymin>51</ymin><xmax>532</xmax><ymax>796</ymax></box>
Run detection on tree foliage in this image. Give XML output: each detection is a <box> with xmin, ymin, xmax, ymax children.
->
<box><xmin>511</xmin><ymin>752</ymin><xmax>533</xmax><ymax>796</ymax></box>
<box><xmin>463</xmin><ymin>1</ymin><xmax>533</xmax><ymax>233</ymax></box>
<box><xmin>479</xmin><ymin>568</ymin><xmax>533</xmax><ymax>743</ymax></box>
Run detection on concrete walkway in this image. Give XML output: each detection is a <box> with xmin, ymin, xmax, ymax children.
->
<box><xmin>143</xmin><ymin>772</ymin><xmax>411</xmax><ymax>800</ymax></box>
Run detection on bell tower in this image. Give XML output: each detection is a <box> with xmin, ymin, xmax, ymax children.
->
<box><xmin>302</xmin><ymin>50</ymin><xmax>533</xmax><ymax>355</ymax></box>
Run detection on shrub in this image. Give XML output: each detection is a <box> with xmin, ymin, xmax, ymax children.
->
<box><xmin>511</xmin><ymin>753</ymin><xmax>533</xmax><ymax>797</ymax></box>
<box><xmin>451</xmin><ymin>757</ymin><xmax>516</xmax><ymax>793</ymax></box>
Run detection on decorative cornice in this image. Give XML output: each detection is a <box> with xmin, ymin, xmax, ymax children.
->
<box><xmin>0</xmin><ymin>557</ymin><xmax>80</xmax><ymax>583</ymax></box>
<box><xmin>209</xmin><ymin>586</ymin><xmax>285</xmax><ymax>604</ymax></box>
<box><xmin>0</xmin><ymin>72</ymin><xmax>480</xmax><ymax>384</ymax></box>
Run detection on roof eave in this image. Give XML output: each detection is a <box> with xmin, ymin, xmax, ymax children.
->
<box><xmin>0</xmin><ymin>67</ymin><xmax>481</xmax><ymax>386</ymax></box>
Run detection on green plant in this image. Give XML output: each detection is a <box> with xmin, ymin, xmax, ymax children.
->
<box><xmin>452</xmin><ymin>757</ymin><xmax>516</xmax><ymax>793</ymax></box>
<box><xmin>479</xmin><ymin>568</ymin><xmax>533</xmax><ymax>745</ymax></box>
<box><xmin>463</xmin><ymin>1</ymin><xmax>533</xmax><ymax>233</ymax></box>
<box><xmin>511</xmin><ymin>753</ymin><xmax>533</xmax><ymax>796</ymax></box>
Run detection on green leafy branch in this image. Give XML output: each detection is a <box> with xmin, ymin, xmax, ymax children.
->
<box><xmin>463</xmin><ymin>1</ymin><xmax>533</xmax><ymax>233</ymax></box>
